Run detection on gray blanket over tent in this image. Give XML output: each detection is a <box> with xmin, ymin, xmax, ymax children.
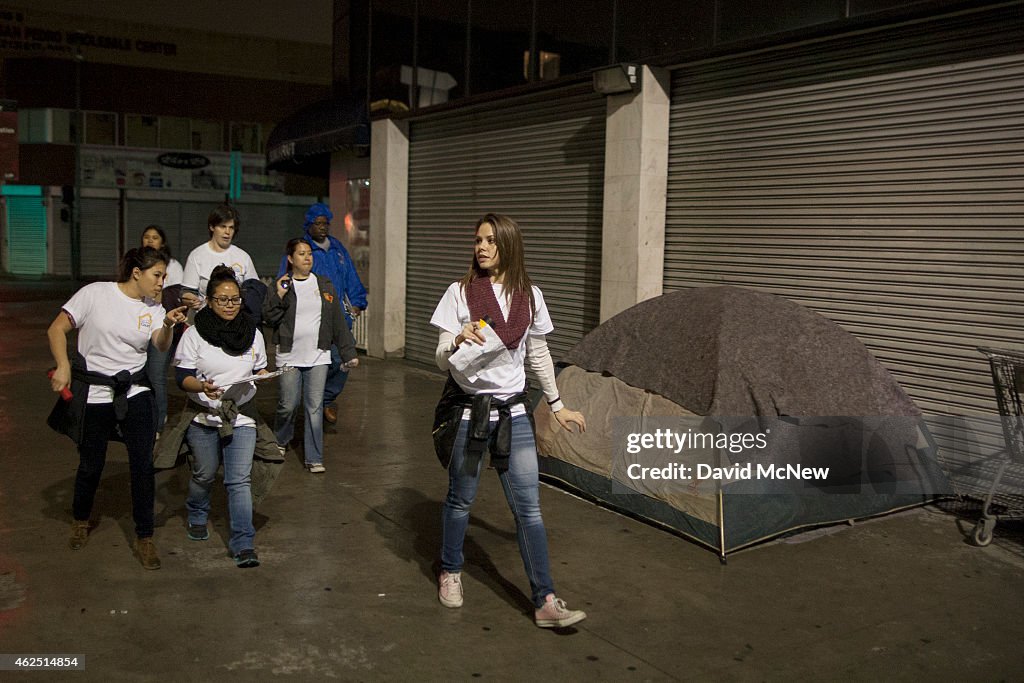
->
<box><xmin>534</xmin><ymin>286</ymin><xmax>950</xmax><ymax>559</ymax></box>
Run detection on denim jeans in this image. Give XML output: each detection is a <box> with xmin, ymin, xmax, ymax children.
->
<box><xmin>274</xmin><ymin>363</ymin><xmax>328</xmax><ymax>465</ymax></box>
<box><xmin>145</xmin><ymin>341</ymin><xmax>172</xmax><ymax>431</ymax></box>
<box><xmin>441</xmin><ymin>414</ymin><xmax>555</xmax><ymax>607</ymax></box>
<box><xmin>322</xmin><ymin>344</ymin><xmax>350</xmax><ymax>408</ymax></box>
<box><xmin>185</xmin><ymin>423</ymin><xmax>257</xmax><ymax>554</ymax></box>
<box><xmin>73</xmin><ymin>392</ymin><xmax>156</xmax><ymax>538</ymax></box>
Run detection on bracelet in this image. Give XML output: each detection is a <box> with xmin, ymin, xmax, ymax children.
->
<box><xmin>547</xmin><ymin>396</ymin><xmax>561</xmax><ymax>406</ymax></box>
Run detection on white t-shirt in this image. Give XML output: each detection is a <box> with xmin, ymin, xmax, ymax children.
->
<box><xmin>175</xmin><ymin>326</ymin><xmax>267</xmax><ymax>428</ymax></box>
<box><xmin>275</xmin><ymin>274</ymin><xmax>330</xmax><ymax>368</ymax></box>
<box><xmin>62</xmin><ymin>282</ymin><xmax>166</xmax><ymax>404</ymax></box>
<box><xmin>430</xmin><ymin>281</ymin><xmax>553</xmax><ymax>407</ymax></box>
<box><xmin>181</xmin><ymin>243</ymin><xmax>258</xmax><ymax>295</ymax></box>
<box><xmin>164</xmin><ymin>258</ymin><xmax>184</xmax><ymax>288</ymax></box>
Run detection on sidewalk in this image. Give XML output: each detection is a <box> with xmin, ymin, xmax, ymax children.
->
<box><xmin>1</xmin><ymin>282</ymin><xmax>1022</xmax><ymax>680</ymax></box>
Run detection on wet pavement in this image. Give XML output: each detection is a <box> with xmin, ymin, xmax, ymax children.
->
<box><xmin>0</xmin><ymin>280</ymin><xmax>1022</xmax><ymax>681</ymax></box>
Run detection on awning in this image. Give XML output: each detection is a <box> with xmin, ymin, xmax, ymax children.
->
<box><xmin>265</xmin><ymin>95</ymin><xmax>369</xmax><ymax>176</ymax></box>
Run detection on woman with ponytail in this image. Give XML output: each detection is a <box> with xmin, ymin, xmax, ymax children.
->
<box><xmin>47</xmin><ymin>247</ymin><xmax>187</xmax><ymax>570</ymax></box>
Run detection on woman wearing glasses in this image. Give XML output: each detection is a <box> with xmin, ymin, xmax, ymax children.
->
<box><xmin>174</xmin><ymin>265</ymin><xmax>268</xmax><ymax>568</ymax></box>
<box><xmin>263</xmin><ymin>238</ymin><xmax>359</xmax><ymax>473</ymax></box>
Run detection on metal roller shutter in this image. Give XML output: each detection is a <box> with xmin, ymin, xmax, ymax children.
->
<box><xmin>234</xmin><ymin>199</ymin><xmax>306</xmax><ymax>278</ymax></box>
<box><xmin>405</xmin><ymin>84</ymin><xmax>606</xmax><ymax>366</ymax></box>
<box><xmin>177</xmin><ymin>200</ymin><xmax>219</xmax><ymax>266</ymax></box>
<box><xmin>124</xmin><ymin>195</ymin><xmax>183</xmax><ymax>254</ymax></box>
<box><xmin>5</xmin><ymin>193</ymin><xmax>47</xmax><ymax>276</ymax></box>
<box><xmin>79</xmin><ymin>196</ymin><xmax>119</xmax><ymax>279</ymax></box>
<box><xmin>664</xmin><ymin>10</ymin><xmax>1024</xmax><ymax>461</ymax></box>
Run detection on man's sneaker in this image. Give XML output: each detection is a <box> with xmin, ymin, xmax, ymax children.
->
<box><xmin>275</xmin><ymin>443</ymin><xmax>287</xmax><ymax>457</ymax></box>
<box><xmin>438</xmin><ymin>570</ymin><xmax>463</xmax><ymax>608</ymax></box>
<box><xmin>234</xmin><ymin>549</ymin><xmax>260</xmax><ymax>568</ymax></box>
<box><xmin>68</xmin><ymin>520</ymin><xmax>90</xmax><ymax>550</ymax></box>
<box><xmin>187</xmin><ymin>523</ymin><xmax>209</xmax><ymax>541</ymax></box>
<box><xmin>534</xmin><ymin>594</ymin><xmax>586</xmax><ymax>628</ymax></box>
<box><xmin>132</xmin><ymin>537</ymin><xmax>161</xmax><ymax>570</ymax></box>
<box><xmin>307</xmin><ymin>463</ymin><xmax>326</xmax><ymax>474</ymax></box>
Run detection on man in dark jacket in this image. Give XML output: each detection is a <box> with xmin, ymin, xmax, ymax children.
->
<box><xmin>277</xmin><ymin>202</ymin><xmax>367</xmax><ymax>423</ymax></box>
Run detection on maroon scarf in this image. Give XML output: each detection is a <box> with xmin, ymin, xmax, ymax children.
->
<box><xmin>466</xmin><ymin>276</ymin><xmax>531</xmax><ymax>350</ymax></box>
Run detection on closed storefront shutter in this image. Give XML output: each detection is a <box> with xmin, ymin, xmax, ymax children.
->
<box><xmin>79</xmin><ymin>195</ymin><xmax>119</xmax><ymax>279</ymax></box>
<box><xmin>664</xmin><ymin>7</ymin><xmax>1024</xmax><ymax>459</ymax></box>
<box><xmin>405</xmin><ymin>84</ymin><xmax>606</xmax><ymax>366</ymax></box>
<box><xmin>4</xmin><ymin>190</ymin><xmax>47</xmax><ymax>276</ymax></box>
<box><xmin>124</xmin><ymin>193</ymin><xmax>183</xmax><ymax>252</ymax></box>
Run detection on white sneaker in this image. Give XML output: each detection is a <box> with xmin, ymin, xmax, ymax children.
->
<box><xmin>534</xmin><ymin>594</ymin><xmax>586</xmax><ymax>628</ymax></box>
<box><xmin>307</xmin><ymin>463</ymin><xmax>326</xmax><ymax>474</ymax></box>
<box><xmin>438</xmin><ymin>571</ymin><xmax>463</xmax><ymax>608</ymax></box>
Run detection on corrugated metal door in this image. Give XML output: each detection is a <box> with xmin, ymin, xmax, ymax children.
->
<box><xmin>79</xmin><ymin>196</ymin><xmax>119</xmax><ymax>279</ymax></box>
<box><xmin>234</xmin><ymin>200</ymin><xmax>298</xmax><ymax>278</ymax></box>
<box><xmin>4</xmin><ymin>191</ymin><xmax>47</xmax><ymax>276</ymax></box>
<box><xmin>665</xmin><ymin>16</ymin><xmax>1024</xmax><ymax>458</ymax></box>
<box><xmin>124</xmin><ymin>195</ymin><xmax>182</xmax><ymax>252</ymax></box>
<box><xmin>405</xmin><ymin>85</ymin><xmax>606</xmax><ymax>365</ymax></box>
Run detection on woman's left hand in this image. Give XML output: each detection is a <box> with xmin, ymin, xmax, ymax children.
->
<box><xmin>256</xmin><ymin>369</ymin><xmax>270</xmax><ymax>376</ymax></box>
<box><xmin>554</xmin><ymin>408</ymin><xmax>587</xmax><ymax>433</ymax></box>
<box><xmin>163</xmin><ymin>305</ymin><xmax>188</xmax><ymax>327</ymax></box>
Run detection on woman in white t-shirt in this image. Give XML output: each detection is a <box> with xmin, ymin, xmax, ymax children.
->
<box><xmin>180</xmin><ymin>203</ymin><xmax>258</xmax><ymax>311</ymax></box>
<box><xmin>263</xmin><ymin>239</ymin><xmax>358</xmax><ymax>473</ymax></box>
<box><xmin>46</xmin><ymin>246</ymin><xmax>188</xmax><ymax>570</ymax></box>
<box><xmin>175</xmin><ymin>265</ymin><xmax>267</xmax><ymax>568</ymax></box>
<box><xmin>140</xmin><ymin>224</ymin><xmax>185</xmax><ymax>433</ymax></box>
<box><xmin>430</xmin><ymin>213</ymin><xmax>588</xmax><ymax>628</ymax></box>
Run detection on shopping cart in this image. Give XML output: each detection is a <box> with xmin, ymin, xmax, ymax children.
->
<box><xmin>969</xmin><ymin>346</ymin><xmax>1024</xmax><ymax>546</ymax></box>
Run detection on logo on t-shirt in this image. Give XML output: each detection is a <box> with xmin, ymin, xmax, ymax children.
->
<box><xmin>137</xmin><ymin>312</ymin><xmax>153</xmax><ymax>330</ymax></box>
<box><xmin>230</xmin><ymin>262</ymin><xmax>244</xmax><ymax>279</ymax></box>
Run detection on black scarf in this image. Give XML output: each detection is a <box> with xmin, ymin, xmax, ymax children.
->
<box><xmin>194</xmin><ymin>306</ymin><xmax>256</xmax><ymax>356</ymax></box>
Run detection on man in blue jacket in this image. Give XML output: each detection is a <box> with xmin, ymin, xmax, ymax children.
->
<box><xmin>278</xmin><ymin>202</ymin><xmax>367</xmax><ymax>423</ymax></box>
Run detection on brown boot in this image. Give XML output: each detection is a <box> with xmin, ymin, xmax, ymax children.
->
<box><xmin>324</xmin><ymin>405</ymin><xmax>338</xmax><ymax>424</ymax></box>
<box><xmin>132</xmin><ymin>537</ymin><xmax>161</xmax><ymax>570</ymax></box>
<box><xmin>68</xmin><ymin>520</ymin><xmax>90</xmax><ymax>550</ymax></box>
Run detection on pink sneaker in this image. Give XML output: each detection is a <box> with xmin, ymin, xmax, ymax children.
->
<box><xmin>534</xmin><ymin>594</ymin><xmax>586</xmax><ymax>628</ymax></box>
<box><xmin>438</xmin><ymin>571</ymin><xmax>463</xmax><ymax>608</ymax></box>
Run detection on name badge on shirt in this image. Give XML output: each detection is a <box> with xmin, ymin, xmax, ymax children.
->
<box><xmin>137</xmin><ymin>312</ymin><xmax>153</xmax><ymax>330</ymax></box>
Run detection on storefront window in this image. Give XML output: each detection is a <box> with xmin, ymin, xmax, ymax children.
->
<box><xmin>230</xmin><ymin>122</ymin><xmax>262</xmax><ymax>154</ymax></box>
<box><xmin>125</xmin><ymin>114</ymin><xmax>158</xmax><ymax>148</ymax></box>
<box><xmin>343</xmin><ymin>178</ymin><xmax>371</xmax><ymax>286</ymax></box>
<box><xmin>191</xmin><ymin>119</ymin><xmax>223</xmax><ymax>151</ymax></box>
<box><xmin>85</xmin><ymin>112</ymin><xmax>117</xmax><ymax>145</ymax></box>
<box><xmin>160</xmin><ymin>116</ymin><xmax>191</xmax><ymax>150</ymax></box>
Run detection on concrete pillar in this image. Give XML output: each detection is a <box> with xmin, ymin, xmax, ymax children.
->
<box><xmin>367</xmin><ymin>117</ymin><xmax>409</xmax><ymax>358</ymax></box>
<box><xmin>599</xmin><ymin>65</ymin><xmax>670</xmax><ymax>323</ymax></box>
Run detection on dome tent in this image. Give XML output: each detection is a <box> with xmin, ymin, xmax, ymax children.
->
<box><xmin>534</xmin><ymin>286</ymin><xmax>950</xmax><ymax>561</ymax></box>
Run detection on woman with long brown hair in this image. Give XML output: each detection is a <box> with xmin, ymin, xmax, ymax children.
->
<box><xmin>47</xmin><ymin>246</ymin><xmax>188</xmax><ymax>570</ymax></box>
<box><xmin>430</xmin><ymin>213</ymin><xmax>588</xmax><ymax>628</ymax></box>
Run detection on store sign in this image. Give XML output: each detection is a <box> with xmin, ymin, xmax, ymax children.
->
<box><xmin>0</xmin><ymin>8</ymin><xmax>177</xmax><ymax>58</ymax></box>
<box><xmin>81</xmin><ymin>146</ymin><xmax>283</xmax><ymax>194</ymax></box>
<box><xmin>157</xmin><ymin>152</ymin><xmax>210</xmax><ymax>170</ymax></box>
<box><xmin>0</xmin><ymin>98</ymin><xmax>17</xmax><ymax>181</ymax></box>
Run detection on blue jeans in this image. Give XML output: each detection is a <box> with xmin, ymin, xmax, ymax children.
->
<box><xmin>441</xmin><ymin>414</ymin><xmax>555</xmax><ymax>607</ymax></box>
<box><xmin>274</xmin><ymin>364</ymin><xmax>328</xmax><ymax>466</ymax></box>
<box><xmin>323</xmin><ymin>344</ymin><xmax>350</xmax><ymax>408</ymax></box>
<box><xmin>145</xmin><ymin>342</ymin><xmax>172</xmax><ymax>431</ymax></box>
<box><xmin>185</xmin><ymin>423</ymin><xmax>257</xmax><ymax>555</ymax></box>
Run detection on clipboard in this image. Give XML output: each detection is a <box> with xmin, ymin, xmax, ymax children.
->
<box><xmin>209</xmin><ymin>366</ymin><xmax>296</xmax><ymax>389</ymax></box>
